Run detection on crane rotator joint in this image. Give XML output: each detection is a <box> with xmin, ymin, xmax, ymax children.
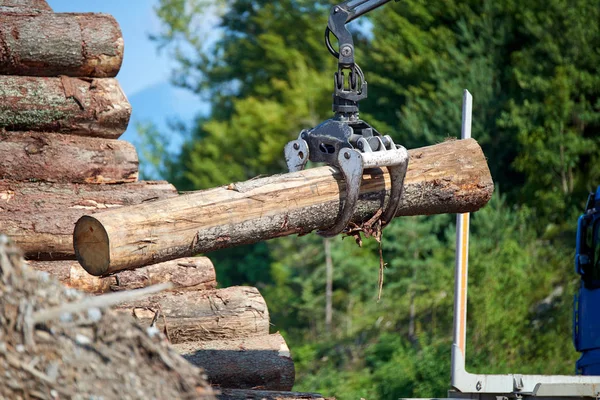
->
<box><xmin>284</xmin><ymin>0</ymin><xmax>407</xmax><ymax>237</ymax></box>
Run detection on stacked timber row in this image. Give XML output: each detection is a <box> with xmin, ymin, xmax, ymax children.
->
<box><xmin>0</xmin><ymin>0</ymin><xmax>156</xmax><ymax>258</ymax></box>
<box><xmin>27</xmin><ymin>257</ymin><xmax>297</xmax><ymax>393</ymax></box>
<box><xmin>0</xmin><ymin>1</ymin><xmax>308</xmax><ymax>398</ymax></box>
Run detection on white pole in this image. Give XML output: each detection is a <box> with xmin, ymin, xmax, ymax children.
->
<box><xmin>452</xmin><ymin>90</ymin><xmax>472</xmax><ymax>374</ymax></box>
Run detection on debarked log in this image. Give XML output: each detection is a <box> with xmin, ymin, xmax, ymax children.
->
<box><xmin>0</xmin><ymin>131</ymin><xmax>138</xmax><ymax>183</ymax></box>
<box><xmin>0</xmin><ymin>180</ymin><xmax>178</xmax><ymax>258</ymax></box>
<box><xmin>27</xmin><ymin>257</ymin><xmax>217</xmax><ymax>294</ymax></box>
<box><xmin>0</xmin><ymin>13</ymin><xmax>122</xmax><ymax>77</ymax></box>
<box><xmin>174</xmin><ymin>333</ymin><xmax>294</xmax><ymax>391</ymax></box>
<box><xmin>217</xmin><ymin>389</ymin><xmax>332</xmax><ymax>400</ymax></box>
<box><xmin>74</xmin><ymin>138</ymin><xmax>494</xmax><ymax>275</ymax></box>
<box><xmin>0</xmin><ymin>76</ymin><xmax>130</xmax><ymax>138</ymax></box>
<box><xmin>114</xmin><ymin>286</ymin><xmax>270</xmax><ymax>344</ymax></box>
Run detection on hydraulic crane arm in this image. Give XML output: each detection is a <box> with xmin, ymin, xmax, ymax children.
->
<box><xmin>326</xmin><ymin>0</ymin><xmax>393</xmax><ymax>62</ymax></box>
<box><xmin>325</xmin><ymin>0</ymin><xmax>395</xmax><ymax>105</ymax></box>
<box><xmin>284</xmin><ymin>0</ymin><xmax>407</xmax><ymax>238</ymax></box>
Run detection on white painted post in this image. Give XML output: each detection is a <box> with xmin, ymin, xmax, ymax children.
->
<box><xmin>451</xmin><ymin>90</ymin><xmax>472</xmax><ymax>385</ymax></box>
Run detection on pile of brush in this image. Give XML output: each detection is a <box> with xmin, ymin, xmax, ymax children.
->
<box><xmin>0</xmin><ymin>234</ymin><xmax>214</xmax><ymax>400</ymax></box>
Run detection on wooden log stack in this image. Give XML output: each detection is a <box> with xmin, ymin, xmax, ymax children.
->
<box><xmin>0</xmin><ymin>0</ymin><xmax>305</xmax><ymax>396</ymax></box>
<box><xmin>0</xmin><ymin>0</ymin><xmax>150</xmax><ymax>259</ymax></box>
<box><xmin>28</xmin><ymin>256</ymin><xmax>296</xmax><ymax>391</ymax></box>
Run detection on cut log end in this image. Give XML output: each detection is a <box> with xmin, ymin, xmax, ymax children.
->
<box><xmin>74</xmin><ymin>215</ymin><xmax>110</xmax><ymax>276</ymax></box>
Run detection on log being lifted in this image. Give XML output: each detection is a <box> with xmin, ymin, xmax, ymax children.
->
<box><xmin>217</xmin><ymin>389</ymin><xmax>331</xmax><ymax>400</ymax></box>
<box><xmin>114</xmin><ymin>286</ymin><xmax>270</xmax><ymax>344</ymax></box>
<box><xmin>75</xmin><ymin>138</ymin><xmax>494</xmax><ymax>275</ymax></box>
<box><xmin>1</xmin><ymin>180</ymin><xmax>178</xmax><ymax>258</ymax></box>
<box><xmin>27</xmin><ymin>257</ymin><xmax>217</xmax><ymax>294</ymax></box>
<box><xmin>0</xmin><ymin>13</ymin><xmax>123</xmax><ymax>77</ymax></box>
<box><xmin>174</xmin><ymin>333</ymin><xmax>294</xmax><ymax>391</ymax></box>
<box><xmin>0</xmin><ymin>131</ymin><xmax>138</xmax><ymax>183</ymax></box>
<box><xmin>0</xmin><ymin>0</ymin><xmax>51</xmax><ymax>12</ymax></box>
<box><xmin>0</xmin><ymin>76</ymin><xmax>130</xmax><ymax>138</ymax></box>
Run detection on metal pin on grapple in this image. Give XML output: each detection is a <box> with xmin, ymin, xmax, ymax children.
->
<box><xmin>284</xmin><ymin>0</ymin><xmax>408</xmax><ymax>237</ymax></box>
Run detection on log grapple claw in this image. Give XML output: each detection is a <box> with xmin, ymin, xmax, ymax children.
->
<box><xmin>283</xmin><ymin>120</ymin><xmax>408</xmax><ymax>237</ymax></box>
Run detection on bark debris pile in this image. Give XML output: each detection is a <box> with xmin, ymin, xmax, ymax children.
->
<box><xmin>0</xmin><ymin>234</ymin><xmax>214</xmax><ymax>399</ymax></box>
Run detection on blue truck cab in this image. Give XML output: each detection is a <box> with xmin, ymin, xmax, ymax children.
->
<box><xmin>574</xmin><ymin>186</ymin><xmax>600</xmax><ymax>375</ymax></box>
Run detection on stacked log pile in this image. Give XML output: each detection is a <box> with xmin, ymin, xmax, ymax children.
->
<box><xmin>0</xmin><ymin>1</ymin><xmax>308</xmax><ymax>397</ymax></box>
<box><xmin>26</xmin><ymin>257</ymin><xmax>297</xmax><ymax>392</ymax></box>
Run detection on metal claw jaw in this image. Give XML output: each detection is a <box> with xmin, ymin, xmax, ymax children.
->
<box><xmin>284</xmin><ymin>132</ymin><xmax>409</xmax><ymax>237</ymax></box>
<box><xmin>358</xmin><ymin>136</ymin><xmax>409</xmax><ymax>228</ymax></box>
<box><xmin>284</xmin><ymin>138</ymin><xmax>310</xmax><ymax>172</ymax></box>
<box><xmin>318</xmin><ymin>148</ymin><xmax>364</xmax><ymax>237</ymax></box>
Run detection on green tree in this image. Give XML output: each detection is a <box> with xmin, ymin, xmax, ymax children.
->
<box><xmin>146</xmin><ymin>0</ymin><xmax>598</xmax><ymax>398</ymax></box>
<box><xmin>363</xmin><ymin>0</ymin><xmax>600</xmax><ymax>220</ymax></box>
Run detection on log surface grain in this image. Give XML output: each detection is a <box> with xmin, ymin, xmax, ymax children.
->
<box><xmin>115</xmin><ymin>286</ymin><xmax>270</xmax><ymax>344</ymax></box>
<box><xmin>1</xmin><ymin>180</ymin><xmax>177</xmax><ymax>258</ymax></box>
<box><xmin>27</xmin><ymin>257</ymin><xmax>216</xmax><ymax>293</ymax></box>
<box><xmin>175</xmin><ymin>333</ymin><xmax>294</xmax><ymax>391</ymax></box>
<box><xmin>0</xmin><ymin>76</ymin><xmax>130</xmax><ymax>138</ymax></box>
<box><xmin>74</xmin><ymin>139</ymin><xmax>494</xmax><ymax>275</ymax></box>
<box><xmin>0</xmin><ymin>13</ymin><xmax>123</xmax><ymax>77</ymax></box>
<box><xmin>0</xmin><ymin>131</ymin><xmax>138</xmax><ymax>183</ymax></box>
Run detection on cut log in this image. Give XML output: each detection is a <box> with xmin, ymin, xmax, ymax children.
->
<box><xmin>26</xmin><ymin>257</ymin><xmax>216</xmax><ymax>293</ymax></box>
<box><xmin>217</xmin><ymin>389</ymin><xmax>332</xmax><ymax>400</ymax></box>
<box><xmin>0</xmin><ymin>0</ymin><xmax>51</xmax><ymax>12</ymax></box>
<box><xmin>101</xmin><ymin>257</ymin><xmax>217</xmax><ymax>292</ymax></box>
<box><xmin>174</xmin><ymin>333</ymin><xmax>294</xmax><ymax>391</ymax></box>
<box><xmin>0</xmin><ymin>13</ymin><xmax>122</xmax><ymax>77</ymax></box>
<box><xmin>74</xmin><ymin>138</ymin><xmax>494</xmax><ymax>275</ymax></box>
<box><xmin>115</xmin><ymin>286</ymin><xmax>269</xmax><ymax>344</ymax></box>
<box><xmin>0</xmin><ymin>180</ymin><xmax>178</xmax><ymax>258</ymax></box>
<box><xmin>0</xmin><ymin>131</ymin><xmax>138</xmax><ymax>183</ymax></box>
<box><xmin>0</xmin><ymin>76</ymin><xmax>131</xmax><ymax>138</ymax></box>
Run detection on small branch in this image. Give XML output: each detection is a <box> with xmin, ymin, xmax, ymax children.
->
<box><xmin>32</xmin><ymin>283</ymin><xmax>173</xmax><ymax>324</ymax></box>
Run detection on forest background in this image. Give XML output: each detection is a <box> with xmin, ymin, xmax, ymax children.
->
<box><xmin>138</xmin><ymin>0</ymin><xmax>600</xmax><ymax>398</ymax></box>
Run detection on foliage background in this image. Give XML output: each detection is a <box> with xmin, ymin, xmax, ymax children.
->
<box><xmin>140</xmin><ymin>0</ymin><xmax>600</xmax><ymax>397</ymax></box>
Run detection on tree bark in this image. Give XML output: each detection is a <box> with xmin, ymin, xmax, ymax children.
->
<box><xmin>74</xmin><ymin>138</ymin><xmax>494</xmax><ymax>276</ymax></box>
<box><xmin>0</xmin><ymin>0</ymin><xmax>51</xmax><ymax>12</ymax></box>
<box><xmin>217</xmin><ymin>390</ymin><xmax>331</xmax><ymax>400</ymax></box>
<box><xmin>0</xmin><ymin>76</ymin><xmax>130</xmax><ymax>138</ymax></box>
<box><xmin>0</xmin><ymin>13</ymin><xmax>122</xmax><ymax>77</ymax></box>
<box><xmin>26</xmin><ymin>257</ymin><xmax>217</xmax><ymax>294</ymax></box>
<box><xmin>0</xmin><ymin>131</ymin><xmax>138</xmax><ymax>183</ymax></box>
<box><xmin>174</xmin><ymin>333</ymin><xmax>294</xmax><ymax>391</ymax></box>
<box><xmin>0</xmin><ymin>180</ymin><xmax>178</xmax><ymax>258</ymax></box>
<box><xmin>114</xmin><ymin>286</ymin><xmax>270</xmax><ymax>344</ymax></box>
<box><xmin>81</xmin><ymin>257</ymin><xmax>217</xmax><ymax>293</ymax></box>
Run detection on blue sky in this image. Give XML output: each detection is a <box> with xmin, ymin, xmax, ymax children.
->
<box><xmin>47</xmin><ymin>0</ymin><xmax>210</xmax><ymax>155</ymax></box>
